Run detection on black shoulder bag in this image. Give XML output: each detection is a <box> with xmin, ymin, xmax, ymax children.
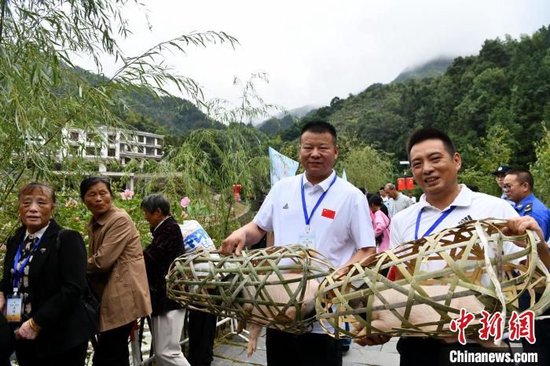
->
<box><xmin>55</xmin><ymin>230</ymin><xmax>100</xmax><ymax>347</ymax></box>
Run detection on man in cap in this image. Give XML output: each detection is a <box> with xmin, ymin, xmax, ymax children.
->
<box><xmin>492</xmin><ymin>165</ymin><xmax>514</xmax><ymax>204</ymax></box>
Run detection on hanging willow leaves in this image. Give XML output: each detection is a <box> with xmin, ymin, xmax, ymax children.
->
<box><xmin>0</xmin><ymin>0</ymin><xmax>237</xmax><ymax>244</ymax></box>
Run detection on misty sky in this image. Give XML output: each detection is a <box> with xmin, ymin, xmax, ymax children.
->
<box><xmin>76</xmin><ymin>0</ymin><xmax>550</xmax><ymax>114</ymax></box>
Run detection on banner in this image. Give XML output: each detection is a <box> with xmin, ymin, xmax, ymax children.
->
<box><xmin>269</xmin><ymin>147</ymin><xmax>299</xmax><ymax>186</ymax></box>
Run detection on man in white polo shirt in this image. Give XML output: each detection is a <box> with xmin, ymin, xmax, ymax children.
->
<box><xmin>385</xmin><ymin>128</ymin><xmax>549</xmax><ymax>366</ymax></box>
<box><xmin>221</xmin><ymin>119</ymin><xmax>376</xmax><ymax>366</ymax></box>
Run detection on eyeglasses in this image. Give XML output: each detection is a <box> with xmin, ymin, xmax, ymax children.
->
<box><xmin>502</xmin><ymin>182</ymin><xmax>524</xmax><ymax>190</ymax></box>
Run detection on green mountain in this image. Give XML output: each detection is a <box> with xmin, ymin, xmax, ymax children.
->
<box><xmin>289</xmin><ymin>25</ymin><xmax>550</xmax><ymax>169</ymax></box>
<box><xmin>72</xmin><ymin>66</ymin><xmax>224</xmax><ymax>136</ymax></box>
<box><xmin>257</xmin><ymin>105</ymin><xmax>318</xmax><ymax>136</ymax></box>
<box><xmin>393</xmin><ymin>57</ymin><xmax>454</xmax><ymax>83</ymax></box>
<box><xmin>258</xmin><ymin>114</ymin><xmax>296</xmax><ymax>136</ymax></box>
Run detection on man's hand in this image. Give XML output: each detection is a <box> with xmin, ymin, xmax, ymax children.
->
<box><xmin>220</xmin><ymin>222</ymin><xmax>266</xmax><ymax>256</ymax></box>
<box><xmin>504</xmin><ymin>216</ymin><xmax>550</xmax><ymax>269</ymax></box>
<box><xmin>220</xmin><ymin>228</ymin><xmax>247</xmax><ymax>256</ymax></box>
<box><xmin>355</xmin><ymin>334</ymin><xmax>391</xmax><ymax>347</ymax></box>
<box><xmin>352</xmin><ymin>321</ymin><xmax>392</xmax><ymax>346</ymax></box>
<box><xmin>504</xmin><ymin>216</ymin><xmax>544</xmax><ymax>240</ymax></box>
<box><xmin>15</xmin><ymin>319</ymin><xmax>40</xmax><ymax>340</ymax></box>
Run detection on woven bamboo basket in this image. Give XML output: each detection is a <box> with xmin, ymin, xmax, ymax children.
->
<box><xmin>316</xmin><ymin>219</ymin><xmax>550</xmax><ymax>339</ymax></box>
<box><xmin>167</xmin><ymin>245</ymin><xmax>335</xmax><ymax>333</ymax></box>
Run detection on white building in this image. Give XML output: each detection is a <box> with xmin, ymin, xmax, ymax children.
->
<box><xmin>62</xmin><ymin>126</ymin><xmax>164</xmax><ymax>168</ymax></box>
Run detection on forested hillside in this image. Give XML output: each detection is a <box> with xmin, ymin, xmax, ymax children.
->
<box><xmin>299</xmin><ymin>26</ymin><xmax>550</xmax><ymax>169</ymax></box>
<box><xmin>68</xmin><ymin>25</ymin><xmax>550</xmax><ymax>199</ymax></box>
<box><xmin>73</xmin><ymin>67</ymin><xmax>225</xmax><ymax>135</ymax></box>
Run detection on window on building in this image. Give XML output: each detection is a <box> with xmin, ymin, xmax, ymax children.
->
<box><xmin>107</xmin><ymin>148</ymin><xmax>116</xmax><ymax>157</ymax></box>
<box><xmin>70</xmin><ymin>132</ymin><xmax>79</xmax><ymax>141</ymax></box>
<box><xmin>69</xmin><ymin>145</ymin><xmax>81</xmax><ymax>156</ymax></box>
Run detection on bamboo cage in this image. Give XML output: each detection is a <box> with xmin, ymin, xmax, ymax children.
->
<box><xmin>167</xmin><ymin>245</ymin><xmax>335</xmax><ymax>333</ymax></box>
<box><xmin>316</xmin><ymin>219</ymin><xmax>550</xmax><ymax>339</ymax></box>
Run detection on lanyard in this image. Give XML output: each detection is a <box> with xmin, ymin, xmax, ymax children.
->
<box><xmin>12</xmin><ymin>235</ymin><xmax>42</xmax><ymax>293</ymax></box>
<box><xmin>414</xmin><ymin>206</ymin><xmax>456</xmax><ymax>240</ymax></box>
<box><xmin>301</xmin><ymin>174</ymin><xmax>337</xmax><ymax>228</ymax></box>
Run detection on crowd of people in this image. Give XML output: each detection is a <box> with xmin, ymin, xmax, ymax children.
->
<box><xmin>0</xmin><ymin>179</ymin><xmax>216</xmax><ymax>366</ymax></box>
<box><xmin>221</xmin><ymin>120</ymin><xmax>550</xmax><ymax>366</ymax></box>
<box><xmin>0</xmin><ymin>119</ymin><xmax>549</xmax><ymax>366</ymax></box>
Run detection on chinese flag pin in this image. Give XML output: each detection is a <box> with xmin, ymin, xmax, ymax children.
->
<box><xmin>322</xmin><ymin>208</ymin><xmax>336</xmax><ymax>219</ymax></box>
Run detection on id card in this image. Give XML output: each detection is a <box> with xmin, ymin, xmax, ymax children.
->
<box><xmin>6</xmin><ymin>294</ymin><xmax>23</xmax><ymax>322</ymax></box>
<box><xmin>299</xmin><ymin>232</ymin><xmax>315</xmax><ymax>248</ymax></box>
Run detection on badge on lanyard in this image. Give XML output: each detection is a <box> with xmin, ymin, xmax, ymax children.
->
<box><xmin>299</xmin><ymin>226</ymin><xmax>316</xmax><ymax>248</ymax></box>
<box><xmin>6</xmin><ymin>290</ymin><xmax>23</xmax><ymax>322</ymax></box>
<box><xmin>300</xmin><ymin>174</ymin><xmax>337</xmax><ymax>249</ymax></box>
<box><xmin>8</xmin><ymin>234</ymin><xmax>41</xmax><ymax>322</ymax></box>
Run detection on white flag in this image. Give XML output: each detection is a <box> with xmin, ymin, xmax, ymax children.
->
<box><xmin>269</xmin><ymin>147</ymin><xmax>299</xmax><ymax>186</ymax></box>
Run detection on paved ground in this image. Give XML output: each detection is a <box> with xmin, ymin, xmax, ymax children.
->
<box><xmin>211</xmin><ymin>330</ymin><xmax>400</xmax><ymax>366</ymax></box>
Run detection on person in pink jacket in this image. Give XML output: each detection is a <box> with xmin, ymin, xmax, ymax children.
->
<box><xmin>368</xmin><ymin>195</ymin><xmax>391</xmax><ymax>253</ymax></box>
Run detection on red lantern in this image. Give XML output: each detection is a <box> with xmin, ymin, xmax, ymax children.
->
<box><xmin>397</xmin><ymin>178</ymin><xmax>406</xmax><ymax>191</ymax></box>
<box><xmin>406</xmin><ymin>177</ymin><xmax>415</xmax><ymax>190</ymax></box>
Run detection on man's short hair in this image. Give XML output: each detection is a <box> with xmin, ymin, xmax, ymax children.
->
<box><xmin>300</xmin><ymin>119</ymin><xmax>337</xmax><ymax>144</ymax></box>
<box><xmin>384</xmin><ymin>183</ymin><xmax>396</xmax><ymax>191</ymax></box>
<box><xmin>505</xmin><ymin>169</ymin><xmax>534</xmax><ymax>191</ymax></box>
<box><xmin>80</xmin><ymin>176</ymin><xmax>113</xmax><ymax>200</ymax></box>
<box><xmin>140</xmin><ymin>194</ymin><xmax>171</xmax><ymax>216</ymax></box>
<box><xmin>407</xmin><ymin>128</ymin><xmax>456</xmax><ymax>159</ymax></box>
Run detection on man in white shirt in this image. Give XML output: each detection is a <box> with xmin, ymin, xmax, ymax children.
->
<box><xmin>357</xmin><ymin>128</ymin><xmax>549</xmax><ymax>365</ymax></box>
<box><xmin>221</xmin><ymin>119</ymin><xmax>376</xmax><ymax>366</ymax></box>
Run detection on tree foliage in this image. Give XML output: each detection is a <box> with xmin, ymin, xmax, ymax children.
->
<box><xmin>275</xmin><ymin>25</ymin><xmax>550</xmax><ymax>193</ymax></box>
<box><xmin>340</xmin><ymin>144</ymin><xmax>394</xmax><ymax>193</ymax></box>
<box><xmin>145</xmin><ymin>124</ymin><xmax>270</xmax><ymax>240</ymax></box>
<box><xmin>0</xmin><ymin>0</ymin><xmax>237</xmax><ymax>244</ymax></box>
<box><xmin>531</xmin><ymin>126</ymin><xmax>550</xmax><ymax>203</ymax></box>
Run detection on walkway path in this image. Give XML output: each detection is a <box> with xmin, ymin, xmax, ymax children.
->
<box><xmin>211</xmin><ymin>330</ymin><xmax>400</xmax><ymax>366</ymax></box>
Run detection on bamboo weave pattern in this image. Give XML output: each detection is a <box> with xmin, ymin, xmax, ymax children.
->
<box><xmin>167</xmin><ymin>245</ymin><xmax>334</xmax><ymax>333</ymax></box>
<box><xmin>316</xmin><ymin>219</ymin><xmax>550</xmax><ymax>339</ymax></box>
